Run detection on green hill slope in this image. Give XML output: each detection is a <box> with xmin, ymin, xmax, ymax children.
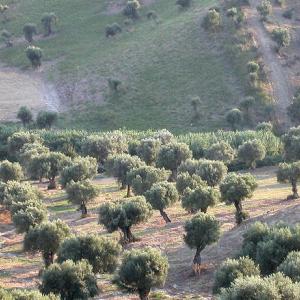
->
<box><xmin>0</xmin><ymin>0</ymin><xmax>246</xmax><ymax>132</ymax></box>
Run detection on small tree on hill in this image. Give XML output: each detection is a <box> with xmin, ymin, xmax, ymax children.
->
<box><xmin>40</xmin><ymin>259</ymin><xmax>99</xmax><ymax>299</ymax></box>
<box><xmin>105</xmin><ymin>24</ymin><xmax>122</xmax><ymax>38</ymax></box>
<box><xmin>137</xmin><ymin>138</ymin><xmax>161</xmax><ymax>165</ymax></box>
<box><xmin>257</xmin><ymin>0</ymin><xmax>272</xmax><ymax>21</ymax></box>
<box><xmin>277</xmin><ymin>251</ymin><xmax>300</xmax><ymax>282</ymax></box>
<box><xmin>182</xmin><ymin>185</ymin><xmax>219</xmax><ymax>213</ymax></box>
<box><xmin>277</xmin><ymin>162</ymin><xmax>300</xmax><ymax>199</ymax></box>
<box><xmin>176</xmin><ymin>172</ymin><xmax>204</xmax><ymax>195</ymax></box>
<box><xmin>24</xmin><ymin>220</ymin><xmax>71</xmax><ymax>267</ymax></box>
<box><xmin>226</xmin><ymin>108</ymin><xmax>243</xmax><ymax>131</ymax></box>
<box><xmin>17</xmin><ymin>106</ymin><xmax>33</xmax><ymax>127</ymax></box>
<box><xmin>203</xmin><ymin>9</ymin><xmax>222</xmax><ymax>31</ymax></box>
<box><xmin>26</xmin><ymin>46</ymin><xmax>42</xmax><ymax>68</ymax></box>
<box><xmin>157</xmin><ymin>142</ymin><xmax>192</xmax><ymax>180</ymax></box>
<box><xmin>205</xmin><ymin>142</ymin><xmax>235</xmax><ymax>164</ymax></box>
<box><xmin>272</xmin><ymin>28</ymin><xmax>291</xmax><ymax>52</ymax></box>
<box><xmin>1</xmin><ymin>29</ymin><xmax>12</xmax><ymax>47</ymax></box>
<box><xmin>123</xmin><ymin>0</ymin><xmax>140</xmax><ymax>19</ymax></box>
<box><xmin>57</xmin><ymin>235</ymin><xmax>121</xmax><ymax>274</ymax></box>
<box><xmin>66</xmin><ymin>180</ymin><xmax>99</xmax><ymax>216</ymax></box>
<box><xmin>23</xmin><ymin>23</ymin><xmax>37</xmax><ymax>42</ymax></box>
<box><xmin>237</xmin><ymin>140</ymin><xmax>266</xmax><ymax>169</ymax></box>
<box><xmin>41</xmin><ymin>12</ymin><xmax>57</xmax><ymax>36</ymax></box>
<box><xmin>184</xmin><ymin>213</ymin><xmax>220</xmax><ymax>274</ymax></box>
<box><xmin>127</xmin><ymin>165</ymin><xmax>168</xmax><ymax>196</ymax></box>
<box><xmin>0</xmin><ymin>160</ymin><xmax>23</xmax><ymax>182</ymax></box>
<box><xmin>117</xmin><ymin>247</ymin><xmax>169</xmax><ymax>300</ymax></box>
<box><xmin>99</xmin><ymin>196</ymin><xmax>152</xmax><ymax>243</ymax></box>
<box><xmin>36</xmin><ymin>111</ymin><xmax>58</xmax><ymax>129</ymax></box>
<box><xmin>220</xmin><ymin>173</ymin><xmax>257</xmax><ymax>224</ymax></box>
<box><xmin>145</xmin><ymin>181</ymin><xmax>178</xmax><ymax>223</ymax></box>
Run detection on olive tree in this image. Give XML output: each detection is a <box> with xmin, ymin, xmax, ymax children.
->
<box><xmin>277</xmin><ymin>162</ymin><xmax>300</xmax><ymax>199</ymax></box>
<box><xmin>137</xmin><ymin>138</ymin><xmax>161</xmax><ymax>165</ymax></box>
<box><xmin>237</xmin><ymin>140</ymin><xmax>266</xmax><ymax>169</ymax></box>
<box><xmin>17</xmin><ymin>106</ymin><xmax>33</xmax><ymax>127</ymax></box>
<box><xmin>184</xmin><ymin>213</ymin><xmax>220</xmax><ymax>274</ymax></box>
<box><xmin>220</xmin><ymin>173</ymin><xmax>257</xmax><ymax>224</ymax></box>
<box><xmin>23</xmin><ymin>23</ymin><xmax>37</xmax><ymax>42</ymax></box>
<box><xmin>0</xmin><ymin>289</ymin><xmax>59</xmax><ymax>300</ymax></box>
<box><xmin>106</xmin><ymin>154</ymin><xmax>145</xmax><ymax>196</ymax></box>
<box><xmin>182</xmin><ymin>185</ymin><xmax>220</xmax><ymax>213</ymax></box>
<box><xmin>57</xmin><ymin>235</ymin><xmax>121</xmax><ymax>274</ymax></box>
<box><xmin>205</xmin><ymin>142</ymin><xmax>235</xmax><ymax>164</ymax></box>
<box><xmin>157</xmin><ymin>142</ymin><xmax>192</xmax><ymax>180</ymax></box>
<box><xmin>26</xmin><ymin>46</ymin><xmax>42</xmax><ymax>68</ymax></box>
<box><xmin>117</xmin><ymin>247</ymin><xmax>168</xmax><ymax>300</ymax></box>
<box><xmin>225</xmin><ymin>108</ymin><xmax>243</xmax><ymax>131</ymax></box>
<box><xmin>176</xmin><ymin>172</ymin><xmax>204</xmax><ymax>195</ymax></box>
<box><xmin>123</xmin><ymin>0</ymin><xmax>140</xmax><ymax>19</ymax></box>
<box><xmin>36</xmin><ymin>111</ymin><xmax>58</xmax><ymax>129</ymax></box>
<box><xmin>203</xmin><ymin>9</ymin><xmax>222</xmax><ymax>31</ymax></box>
<box><xmin>24</xmin><ymin>220</ymin><xmax>71</xmax><ymax>267</ymax></box>
<box><xmin>40</xmin><ymin>260</ymin><xmax>99</xmax><ymax>299</ymax></box>
<box><xmin>66</xmin><ymin>180</ymin><xmax>99</xmax><ymax>216</ymax></box>
<box><xmin>145</xmin><ymin>181</ymin><xmax>178</xmax><ymax>223</ymax></box>
<box><xmin>282</xmin><ymin>127</ymin><xmax>300</xmax><ymax>161</ymax></box>
<box><xmin>0</xmin><ymin>160</ymin><xmax>23</xmax><ymax>182</ymax></box>
<box><xmin>127</xmin><ymin>165</ymin><xmax>168</xmax><ymax>196</ymax></box>
<box><xmin>278</xmin><ymin>251</ymin><xmax>300</xmax><ymax>282</ymax></box>
<box><xmin>257</xmin><ymin>0</ymin><xmax>272</xmax><ymax>21</ymax></box>
<box><xmin>41</xmin><ymin>12</ymin><xmax>57</xmax><ymax>36</ymax></box>
<box><xmin>99</xmin><ymin>196</ymin><xmax>152</xmax><ymax>243</ymax></box>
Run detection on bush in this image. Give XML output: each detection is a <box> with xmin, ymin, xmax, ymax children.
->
<box><xmin>23</xmin><ymin>23</ymin><xmax>37</xmax><ymax>42</ymax></box>
<box><xmin>1</xmin><ymin>29</ymin><xmax>12</xmax><ymax>47</ymax></box>
<box><xmin>99</xmin><ymin>196</ymin><xmax>152</xmax><ymax>243</ymax></box>
<box><xmin>41</xmin><ymin>12</ymin><xmax>57</xmax><ymax>36</ymax></box>
<box><xmin>0</xmin><ymin>160</ymin><xmax>23</xmax><ymax>182</ymax></box>
<box><xmin>272</xmin><ymin>28</ymin><xmax>291</xmax><ymax>50</ymax></box>
<box><xmin>40</xmin><ymin>259</ymin><xmax>99</xmax><ymax>299</ymax></box>
<box><xmin>17</xmin><ymin>106</ymin><xmax>33</xmax><ymax>127</ymax></box>
<box><xmin>287</xmin><ymin>95</ymin><xmax>300</xmax><ymax>124</ymax></box>
<box><xmin>36</xmin><ymin>111</ymin><xmax>58</xmax><ymax>129</ymax></box>
<box><xmin>256</xmin><ymin>122</ymin><xmax>273</xmax><ymax>131</ymax></box>
<box><xmin>278</xmin><ymin>251</ymin><xmax>300</xmax><ymax>282</ymax></box>
<box><xmin>257</xmin><ymin>0</ymin><xmax>272</xmax><ymax>21</ymax></box>
<box><xmin>203</xmin><ymin>9</ymin><xmax>222</xmax><ymax>31</ymax></box>
<box><xmin>184</xmin><ymin>213</ymin><xmax>220</xmax><ymax>273</ymax></box>
<box><xmin>117</xmin><ymin>247</ymin><xmax>168</xmax><ymax>300</ymax></box>
<box><xmin>225</xmin><ymin>108</ymin><xmax>243</xmax><ymax>131</ymax></box>
<box><xmin>26</xmin><ymin>46</ymin><xmax>42</xmax><ymax>68</ymax></box>
<box><xmin>123</xmin><ymin>0</ymin><xmax>140</xmax><ymax>19</ymax></box>
<box><xmin>247</xmin><ymin>61</ymin><xmax>259</xmax><ymax>73</ymax></box>
<box><xmin>213</xmin><ymin>256</ymin><xmax>260</xmax><ymax>294</ymax></box>
<box><xmin>105</xmin><ymin>23</ymin><xmax>122</xmax><ymax>37</ymax></box>
<box><xmin>205</xmin><ymin>141</ymin><xmax>235</xmax><ymax>164</ymax></box>
<box><xmin>57</xmin><ymin>235</ymin><xmax>121</xmax><ymax>274</ymax></box>
<box><xmin>145</xmin><ymin>181</ymin><xmax>178</xmax><ymax>223</ymax></box>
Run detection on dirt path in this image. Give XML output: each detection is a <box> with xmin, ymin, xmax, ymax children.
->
<box><xmin>247</xmin><ymin>0</ymin><xmax>293</xmax><ymax>127</ymax></box>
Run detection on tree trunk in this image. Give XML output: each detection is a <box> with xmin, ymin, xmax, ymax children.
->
<box><xmin>121</xmin><ymin>227</ymin><xmax>135</xmax><ymax>243</ymax></box>
<box><xmin>159</xmin><ymin>209</ymin><xmax>171</xmax><ymax>223</ymax></box>
<box><xmin>48</xmin><ymin>177</ymin><xmax>57</xmax><ymax>190</ymax></box>
<box><xmin>234</xmin><ymin>200</ymin><xmax>245</xmax><ymax>224</ymax></box>
<box><xmin>192</xmin><ymin>247</ymin><xmax>202</xmax><ymax>275</ymax></box>
<box><xmin>138</xmin><ymin>288</ymin><xmax>150</xmax><ymax>300</ymax></box>
<box><xmin>126</xmin><ymin>185</ymin><xmax>131</xmax><ymax>198</ymax></box>
<box><xmin>292</xmin><ymin>181</ymin><xmax>299</xmax><ymax>199</ymax></box>
<box><xmin>81</xmin><ymin>202</ymin><xmax>88</xmax><ymax>217</ymax></box>
<box><xmin>201</xmin><ymin>207</ymin><xmax>207</xmax><ymax>213</ymax></box>
<box><xmin>43</xmin><ymin>251</ymin><xmax>54</xmax><ymax>267</ymax></box>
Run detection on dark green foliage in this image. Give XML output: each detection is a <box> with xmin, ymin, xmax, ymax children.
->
<box><xmin>247</xmin><ymin>61</ymin><xmax>259</xmax><ymax>73</ymax></box>
<box><xmin>256</xmin><ymin>122</ymin><xmax>273</xmax><ymax>131</ymax></box>
<box><xmin>24</xmin><ymin>220</ymin><xmax>71</xmax><ymax>267</ymax></box>
<box><xmin>41</xmin><ymin>12</ymin><xmax>57</xmax><ymax>36</ymax></box>
<box><xmin>203</xmin><ymin>9</ymin><xmax>222</xmax><ymax>31</ymax></box>
<box><xmin>0</xmin><ymin>160</ymin><xmax>23</xmax><ymax>182</ymax></box>
<box><xmin>26</xmin><ymin>46</ymin><xmax>42</xmax><ymax>68</ymax></box>
<box><xmin>40</xmin><ymin>259</ymin><xmax>99</xmax><ymax>299</ymax></box>
<box><xmin>257</xmin><ymin>0</ymin><xmax>272</xmax><ymax>20</ymax></box>
<box><xmin>17</xmin><ymin>106</ymin><xmax>33</xmax><ymax>127</ymax></box>
<box><xmin>123</xmin><ymin>0</ymin><xmax>140</xmax><ymax>19</ymax></box>
<box><xmin>288</xmin><ymin>95</ymin><xmax>300</xmax><ymax>125</ymax></box>
<box><xmin>178</xmin><ymin>158</ymin><xmax>202</xmax><ymax>175</ymax></box>
<box><xmin>99</xmin><ymin>196</ymin><xmax>152</xmax><ymax>243</ymax></box>
<box><xmin>282</xmin><ymin>127</ymin><xmax>300</xmax><ymax>161</ymax></box>
<box><xmin>205</xmin><ymin>141</ymin><xmax>235</xmax><ymax>164</ymax></box>
<box><xmin>145</xmin><ymin>181</ymin><xmax>178</xmax><ymax>223</ymax></box>
<box><xmin>277</xmin><ymin>162</ymin><xmax>300</xmax><ymax>199</ymax></box>
<box><xmin>66</xmin><ymin>180</ymin><xmax>99</xmax><ymax>216</ymax></box>
<box><xmin>157</xmin><ymin>142</ymin><xmax>192</xmax><ymax>180</ymax></box>
<box><xmin>220</xmin><ymin>173</ymin><xmax>257</xmax><ymax>224</ymax></box>
<box><xmin>176</xmin><ymin>172</ymin><xmax>204</xmax><ymax>195</ymax></box>
<box><xmin>117</xmin><ymin>247</ymin><xmax>168</xmax><ymax>300</ymax></box>
<box><xmin>128</xmin><ymin>165</ymin><xmax>168</xmax><ymax>196</ymax></box>
<box><xmin>213</xmin><ymin>257</ymin><xmax>260</xmax><ymax>294</ymax></box>
<box><xmin>182</xmin><ymin>184</ymin><xmax>219</xmax><ymax>213</ymax></box>
<box><xmin>237</xmin><ymin>140</ymin><xmax>266</xmax><ymax>169</ymax></box>
<box><xmin>60</xmin><ymin>156</ymin><xmax>97</xmax><ymax>188</ymax></box>
<box><xmin>1</xmin><ymin>29</ymin><xmax>12</xmax><ymax>47</ymax></box>
<box><xmin>278</xmin><ymin>251</ymin><xmax>300</xmax><ymax>282</ymax></box>
<box><xmin>184</xmin><ymin>213</ymin><xmax>220</xmax><ymax>271</ymax></box>
<box><xmin>272</xmin><ymin>28</ymin><xmax>291</xmax><ymax>50</ymax></box>
<box><xmin>57</xmin><ymin>235</ymin><xmax>121</xmax><ymax>274</ymax></box>
<box><xmin>196</xmin><ymin>159</ymin><xmax>227</xmax><ymax>186</ymax></box>
<box><xmin>239</xmin><ymin>96</ymin><xmax>255</xmax><ymax>123</ymax></box>
<box><xmin>36</xmin><ymin>111</ymin><xmax>58</xmax><ymax>129</ymax></box>
<box><xmin>137</xmin><ymin>138</ymin><xmax>161</xmax><ymax>165</ymax></box>
<box><xmin>225</xmin><ymin>108</ymin><xmax>243</xmax><ymax>131</ymax></box>
<box><xmin>105</xmin><ymin>23</ymin><xmax>122</xmax><ymax>38</ymax></box>
<box><xmin>23</xmin><ymin>23</ymin><xmax>37</xmax><ymax>42</ymax></box>
<box><xmin>283</xmin><ymin>9</ymin><xmax>294</xmax><ymax>19</ymax></box>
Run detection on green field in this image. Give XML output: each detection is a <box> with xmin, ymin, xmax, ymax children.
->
<box><xmin>0</xmin><ymin>0</ymin><xmax>250</xmax><ymax>133</ymax></box>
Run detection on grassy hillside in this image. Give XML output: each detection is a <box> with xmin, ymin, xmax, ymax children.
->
<box><xmin>0</xmin><ymin>0</ymin><xmax>247</xmax><ymax>132</ymax></box>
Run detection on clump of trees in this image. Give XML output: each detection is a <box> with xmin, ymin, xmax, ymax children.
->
<box><xmin>145</xmin><ymin>181</ymin><xmax>178</xmax><ymax>223</ymax></box>
<box><xmin>117</xmin><ymin>247</ymin><xmax>168</xmax><ymax>300</ymax></box>
<box><xmin>26</xmin><ymin>46</ymin><xmax>42</xmax><ymax>68</ymax></box>
<box><xmin>41</xmin><ymin>12</ymin><xmax>57</xmax><ymax>36</ymax></box>
<box><xmin>36</xmin><ymin>111</ymin><xmax>58</xmax><ymax>129</ymax></box>
<box><xmin>23</xmin><ymin>23</ymin><xmax>37</xmax><ymax>42</ymax></box>
<box><xmin>226</xmin><ymin>108</ymin><xmax>243</xmax><ymax>131</ymax></box>
<box><xmin>99</xmin><ymin>196</ymin><xmax>152</xmax><ymax>243</ymax></box>
<box><xmin>220</xmin><ymin>173</ymin><xmax>257</xmax><ymax>224</ymax></box>
<box><xmin>184</xmin><ymin>213</ymin><xmax>220</xmax><ymax>274</ymax></box>
<box><xmin>137</xmin><ymin>138</ymin><xmax>161</xmax><ymax>165</ymax></box>
<box><xmin>105</xmin><ymin>23</ymin><xmax>122</xmax><ymax>38</ymax></box>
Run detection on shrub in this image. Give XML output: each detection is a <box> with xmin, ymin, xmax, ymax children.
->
<box><xmin>146</xmin><ymin>10</ymin><xmax>158</xmax><ymax>20</ymax></box>
<box><xmin>57</xmin><ymin>235</ymin><xmax>121</xmax><ymax>274</ymax></box>
<box><xmin>145</xmin><ymin>181</ymin><xmax>178</xmax><ymax>223</ymax></box>
<box><xmin>239</xmin><ymin>96</ymin><xmax>255</xmax><ymax>122</ymax></box>
<box><xmin>36</xmin><ymin>111</ymin><xmax>58</xmax><ymax>129</ymax></box>
<box><xmin>184</xmin><ymin>213</ymin><xmax>220</xmax><ymax>273</ymax></box>
<box><xmin>213</xmin><ymin>256</ymin><xmax>260</xmax><ymax>294</ymax></box>
<box><xmin>17</xmin><ymin>106</ymin><xmax>33</xmax><ymax>127</ymax></box>
<box><xmin>176</xmin><ymin>0</ymin><xmax>192</xmax><ymax>8</ymax></box>
<box><xmin>0</xmin><ymin>160</ymin><xmax>23</xmax><ymax>182</ymax></box>
<box><xmin>176</xmin><ymin>172</ymin><xmax>204</xmax><ymax>195</ymax></box>
<box><xmin>26</xmin><ymin>46</ymin><xmax>42</xmax><ymax>68</ymax></box>
<box><xmin>40</xmin><ymin>260</ymin><xmax>99</xmax><ymax>299</ymax></box>
<box><xmin>272</xmin><ymin>28</ymin><xmax>291</xmax><ymax>50</ymax></box>
<box><xmin>23</xmin><ymin>23</ymin><xmax>37</xmax><ymax>42</ymax></box>
<box><xmin>227</xmin><ymin>7</ymin><xmax>238</xmax><ymax>18</ymax></box>
<box><xmin>256</xmin><ymin>122</ymin><xmax>273</xmax><ymax>131</ymax></box>
<box><xmin>257</xmin><ymin>0</ymin><xmax>272</xmax><ymax>21</ymax></box>
<box><xmin>24</xmin><ymin>220</ymin><xmax>71</xmax><ymax>267</ymax></box>
<box><xmin>278</xmin><ymin>251</ymin><xmax>300</xmax><ymax>282</ymax></box>
<box><xmin>220</xmin><ymin>173</ymin><xmax>257</xmax><ymax>224</ymax></box>
<box><xmin>1</xmin><ymin>29</ymin><xmax>12</xmax><ymax>47</ymax></box>
<box><xmin>117</xmin><ymin>247</ymin><xmax>168</xmax><ymax>300</ymax></box>
<box><xmin>205</xmin><ymin>142</ymin><xmax>235</xmax><ymax>164</ymax></box>
<box><xmin>123</xmin><ymin>0</ymin><xmax>140</xmax><ymax>19</ymax></box>
<box><xmin>277</xmin><ymin>162</ymin><xmax>300</xmax><ymax>199</ymax></box>
<box><xmin>226</xmin><ymin>108</ymin><xmax>243</xmax><ymax>131</ymax></box>
<box><xmin>105</xmin><ymin>23</ymin><xmax>122</xmax><ymax>37</ymax></box>
<box><xmin>203</xmin><ymin>9</ymin><xmax>222</xmax><ymax>31</ymax></box>
<box><xmin>41</xmin><ymin>13</ymin><xmax>57</xmax><ymax>36</ymax></box>
<box><xmin>237</xmin><ymin>140</ymin><xmax>266</xmax><ymax>169</ymax></box>
<box><xmin>247</xmin><ymin>61</ymin><xmax>260</xmax><ymax>73</ymax></box>
<box><xmin>66</xmin><ymin>180</ymin><xmax>99</xmax><ymax>216</ymax></box>
<box><xmin>99</xmin><ymin>196</ymin><xmax>152</xmax><ymax>243</ymax></box>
